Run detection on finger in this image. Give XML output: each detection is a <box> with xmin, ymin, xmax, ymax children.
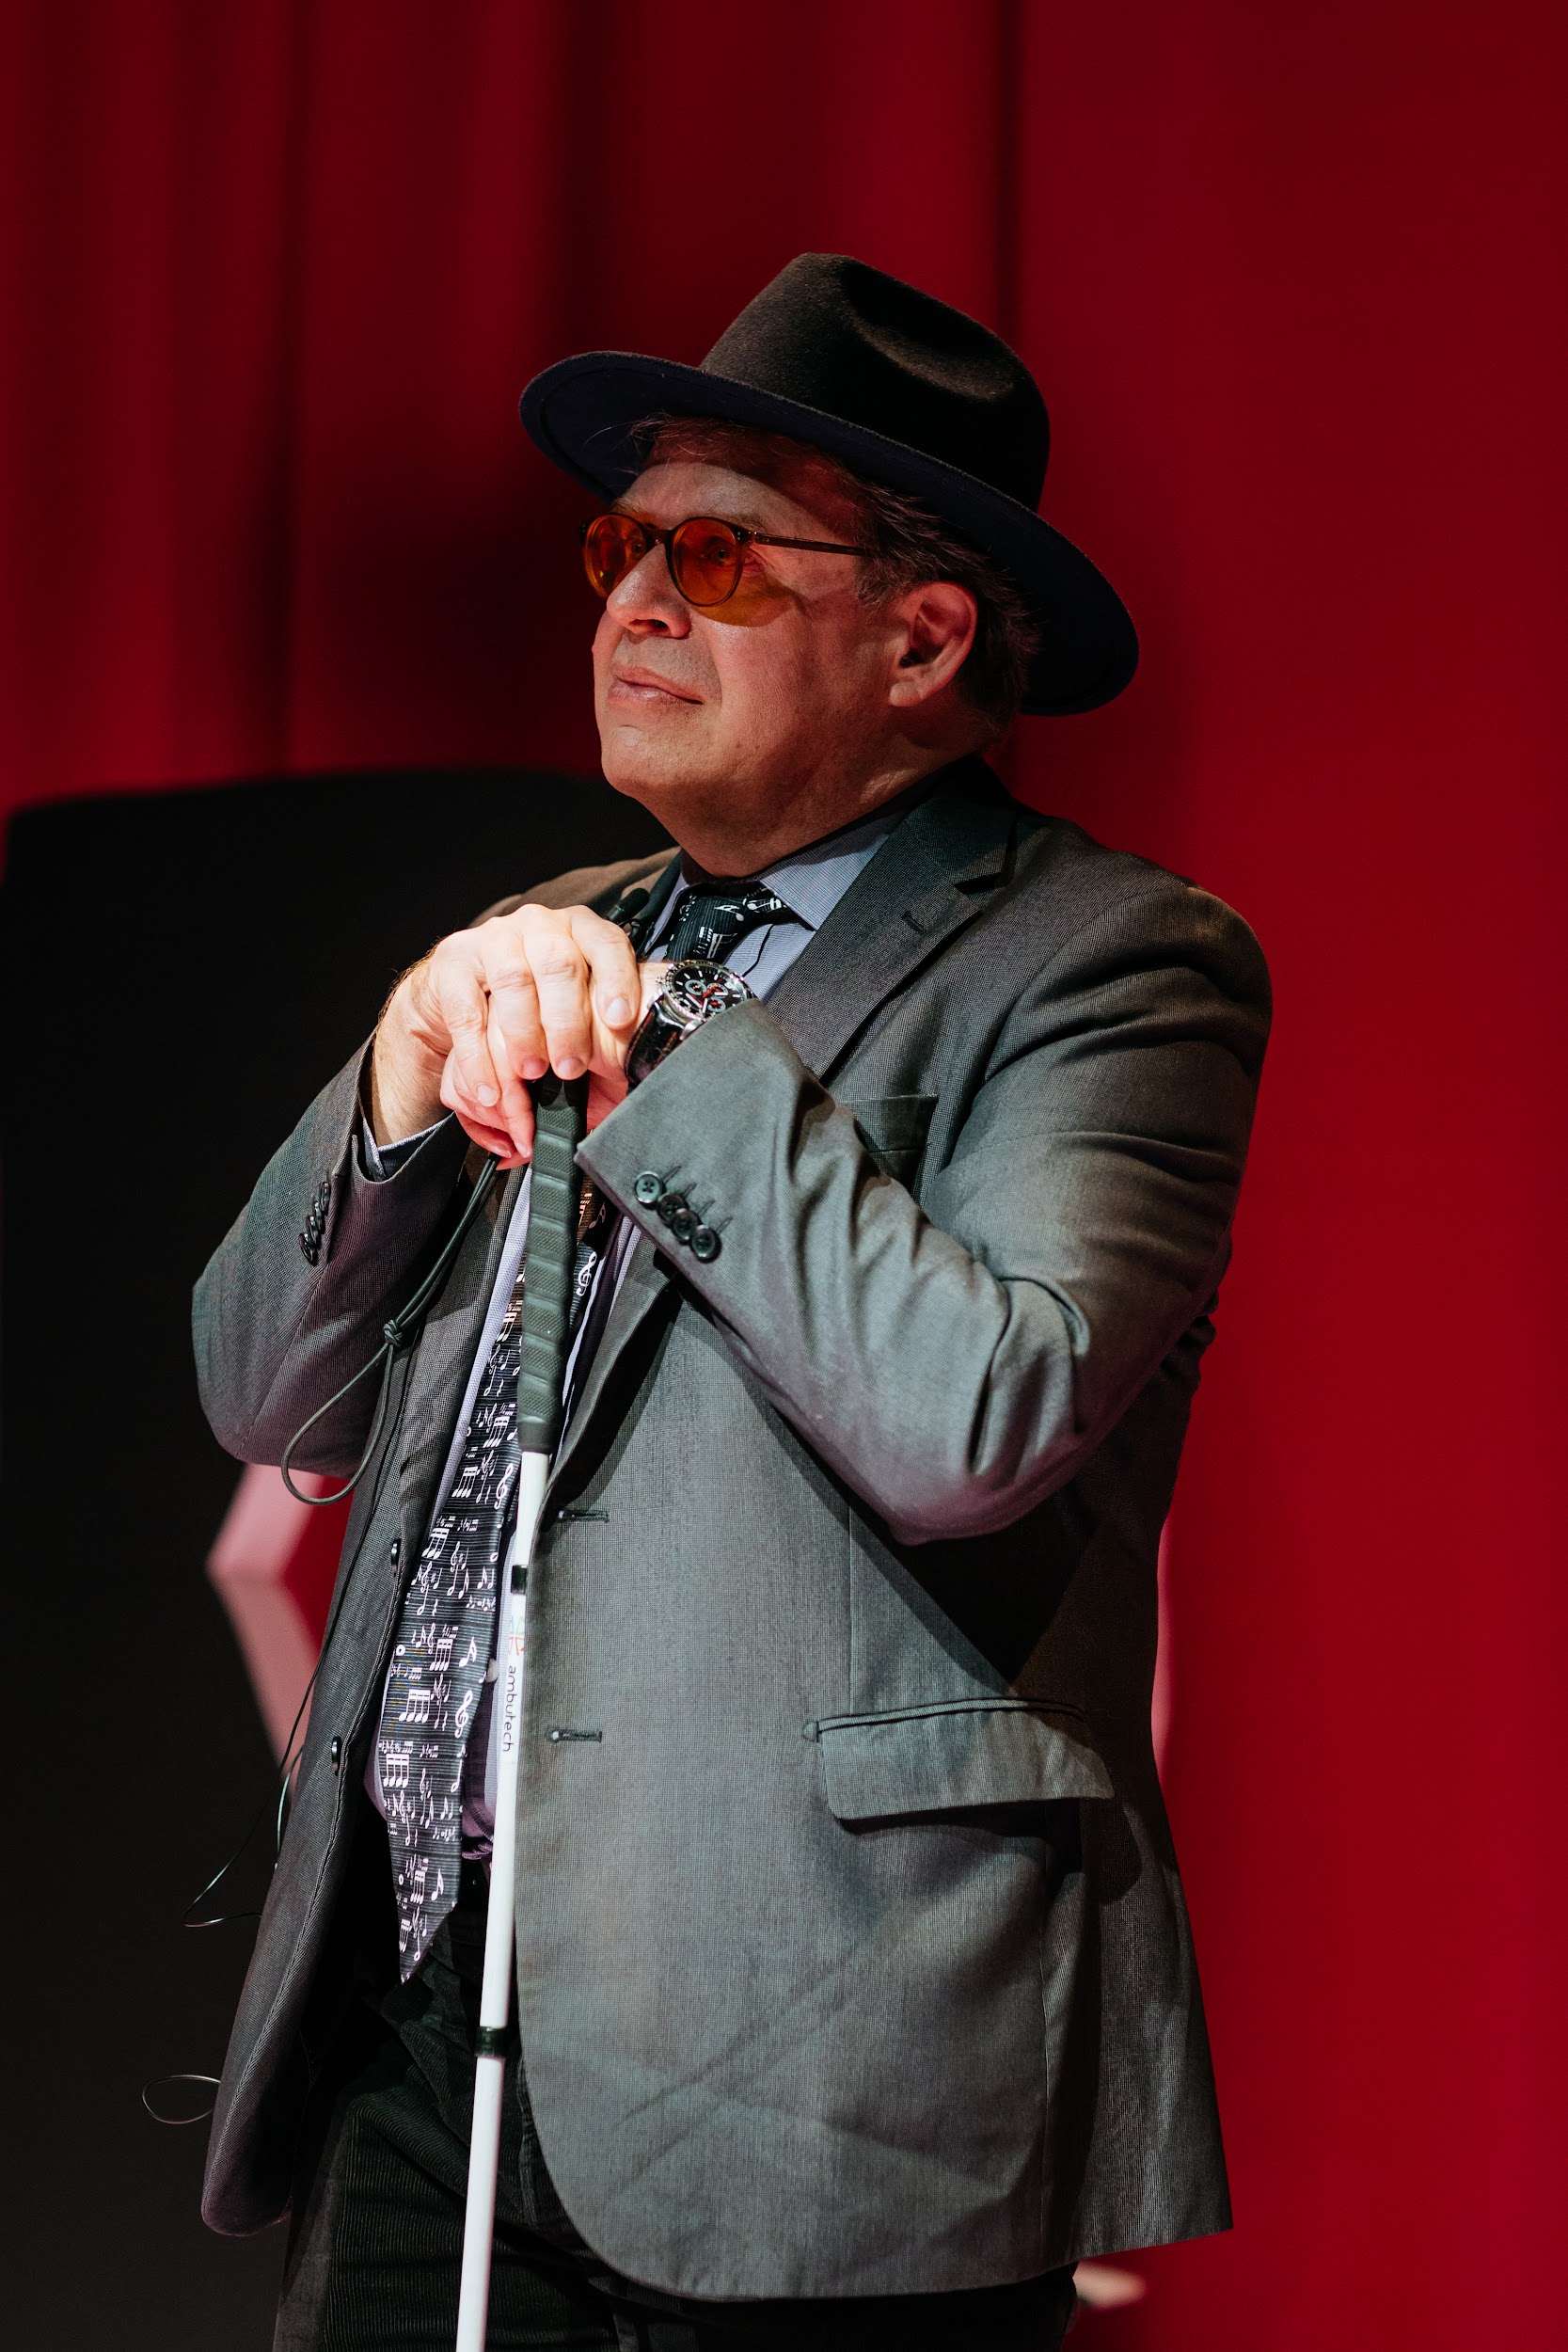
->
<box><xmin>473</xmin><ymin>920</ymin><xmax>546</xmax><ymax>1152</ymax></box>
<box><xmin>574</xmin><ymin>928</ymin><xmax>662</xmax><ymax>1081</ymax></box>
<box><xmin>484</xmin><ymin>993</ymin><xmax>539</xmax><ymax>1157</ymax></box>
<box><xmin>478</xmin><ymin>918</ymin><xmax>551</xmax><ymax>1100</ymax></box>
<box><xmin>458</xmin><ymin>1116</ymin><xmax>526</xmax><ymax>1168</ymax></box>
<box><xmin>440</xmin><ymin>1057</ymin><xmax>532</xmax><ymax>1166</ymax></box>
<box><xmin>428</xmin><ymin>943</ymin><xmax>506</xmax><ymax>1116</ymax></box>
<box><xmin>584</xmin><ymin>955</ymin><xmax>668</xmax><ymax>1083</ymax></box>
<box><xmin>565</xmin><ymin>907</ymin><xmax>643</xmax><ymax>1040</ymax></box>
<box><xmin>518</xmin><ymin>907</ymin><xmax>595</xmax><ymax>1080</ymax></box>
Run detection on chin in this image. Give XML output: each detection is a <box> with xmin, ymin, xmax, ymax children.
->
<box><xmin>601</xmin><ymin>731</ymin><xmax>718</xmax><ymax>816</ymax></box>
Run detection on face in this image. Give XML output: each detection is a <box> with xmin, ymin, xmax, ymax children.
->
<box><xmin>589</xmin><ymin>453</ymin><xmax>973</xmax><ymax>871</ymax></box>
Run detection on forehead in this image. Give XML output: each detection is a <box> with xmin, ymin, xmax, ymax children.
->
<box><xmin>618</xmin><ymin>453</ymin><xmax>859</xmax><ymax>537</ymax></box>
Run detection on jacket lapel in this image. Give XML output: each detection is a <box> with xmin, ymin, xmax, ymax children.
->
<box><xmin>764</xmin><ymin>758</ymin><xmax>1017</xmax><ymax>1080</ymax></box>
<box><xmin>547</xmin><ymin>763</ymin><xmax>1018</xmax><ymax>1490</ymax></box>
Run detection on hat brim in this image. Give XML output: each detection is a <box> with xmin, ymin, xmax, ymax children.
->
<box><xmin>520</xmin><ymin>353</ymin><xmax>1136</xmax><ymax>716</ymax></box>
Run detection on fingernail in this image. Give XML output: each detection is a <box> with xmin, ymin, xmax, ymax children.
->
<box><xmin>605</xmin><ymin>996</ymin><xmax>633</xmax><ymax>1025</ymax></box>
<box><xmin>556</xmin><ymin>1056</ymin><xmax>584</xmax><ymax>1079</ymax></box>
<box><xmin>477</xmin><ymin>1084</ymin><xmax>499</xmax><ymax>1105</ymax></box>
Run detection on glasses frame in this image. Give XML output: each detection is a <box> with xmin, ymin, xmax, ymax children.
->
<box><xmin>578</xmin><ymin>511</ymin><xmax>871</xmax><ymax>608</ymax></box>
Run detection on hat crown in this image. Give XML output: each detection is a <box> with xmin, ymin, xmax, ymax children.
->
<box><xmin>518</xmin><ymin>251</ymin><xmax>1137</xmax><ymax>712</ymax></box>
<box><xmin>701</xmin><ymin>255</ymin><xmax>1050</xmax><ymax>512</ymax></box>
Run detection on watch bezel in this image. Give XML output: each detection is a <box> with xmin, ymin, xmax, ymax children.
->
<box><xmin>625</xmin><ymin>958</ymin><xmax>755</xmax><ymax>1089</ymax></box>
<box><xmin>661</xmin><ymin>959</ymin><xmax>755</xmax><ymax>1030</ymax></box>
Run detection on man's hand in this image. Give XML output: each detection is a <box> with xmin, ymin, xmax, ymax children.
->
<box><xmin>369</xmin><ymin>903</ymin><xmax>664</xmax><ymax>1168</ymax></box>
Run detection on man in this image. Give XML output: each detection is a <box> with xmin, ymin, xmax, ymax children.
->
<box><xmin>196</xmin><ymin>255</ymin><xmax>1270</xmax><ymax>2350</ymax></box>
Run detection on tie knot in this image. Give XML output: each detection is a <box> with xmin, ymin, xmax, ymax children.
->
<box><xmin>662</xmin><ymin>882</ymin><xmax>790</xmax><ymax>968</ymax></box>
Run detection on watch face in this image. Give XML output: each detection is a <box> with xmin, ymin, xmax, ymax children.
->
<box><xmin>665</xmin><ymin>960</ymin><xmax>752</xmax><ymax>1028</ymax></box>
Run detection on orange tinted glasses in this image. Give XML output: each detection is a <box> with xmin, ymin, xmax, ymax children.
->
<box><xmin>579</xmin><ymin>512</ymin><xmax>869</xmax><ymax>607</ymax></box>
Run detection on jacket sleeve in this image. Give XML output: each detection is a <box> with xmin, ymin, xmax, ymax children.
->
<box><xmin>578</xmin><ymin>875</ymin><xmax>1271</xmax><ymax>1544</ymax></box>
<box><xmin>190</xmin><ymin>850</ymin><xmax>670</xmax><ymax>1470</ymax></box>
<box><xmin>192</xmin><ymin>1045</ymin><xmax>471</xmax><ymax>1470</ymax></box>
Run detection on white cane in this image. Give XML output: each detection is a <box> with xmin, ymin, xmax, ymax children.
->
<box><xmin>455</xmin><ymin>1070</ymin><xmax>587</xmax><ymax>2352</ymax></box>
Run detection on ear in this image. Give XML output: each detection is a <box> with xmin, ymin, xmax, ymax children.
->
<box><xmin>886</xmin><ymin>581</ymin><xmax>979</xmax><ymax>707</ymax></box>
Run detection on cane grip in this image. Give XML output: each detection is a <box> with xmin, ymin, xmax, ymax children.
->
<box><xmin>515</xmin><ymin>1073</ymin><xmax>588</xmax><ymax>1455</ymax></box>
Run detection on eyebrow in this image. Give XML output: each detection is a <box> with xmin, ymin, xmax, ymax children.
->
<box><xmin>611</xmin><ymin>500</ymin><xmax>780</xmax><ymax>535</ymax></box>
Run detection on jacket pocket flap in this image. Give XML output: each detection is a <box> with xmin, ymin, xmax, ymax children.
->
<box><xmin>815</xmin><ymin>1700</ymin><xmax>1114</xmax><ymax>1820</ymax></box>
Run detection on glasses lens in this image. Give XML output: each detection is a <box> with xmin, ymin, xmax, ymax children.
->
<box><xmin>670</xmin><ymin>517</ymin><xmax>743</xmax><ymax>606</ymax></box>
<box><xmin>581</xmin><ymin>515</ymin><xmax>644</xmax><ymax>598</ymax></box>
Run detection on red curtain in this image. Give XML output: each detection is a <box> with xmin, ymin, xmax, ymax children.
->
<box><xmin>4</xmin><ymin>6</ymin><xmax>1564</xmax><ymax>2345</ymax></box>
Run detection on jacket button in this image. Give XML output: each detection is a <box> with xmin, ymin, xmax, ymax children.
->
<box><xmin>298</xmin><ymin>1232</ymin><xmax>319</xmax><ymax>1263</ymax></box>
<box><xmin>634</xmin><ymin>1171</ymin><xmax>663</xmax><ymax>1205</ymax></box>
<box><xmin>669</xmin><ymin>1205</ymin><xmax>696</xmax><ymax>1245</ymax></box>
<box><xmin>690</xmin><ymin>1224</ymin><xmax>720</xmax><ymax>1262</ymax></box>
<box><xmin>656</xmin><ymin>1189</ymin><xmax>687</xmax><ymax>1226</ymax></box>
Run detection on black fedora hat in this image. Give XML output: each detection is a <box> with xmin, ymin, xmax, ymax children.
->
<box><xmin>520</xmin><ymin>254</ymin><xmax>1136</xmax><ymax>716</ymax></box>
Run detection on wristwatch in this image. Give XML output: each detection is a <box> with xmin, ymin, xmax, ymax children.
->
<box><xmin>626</xmin><ymin>959</ymin><xmax>755</xmax><ymax>1089</ymax></box>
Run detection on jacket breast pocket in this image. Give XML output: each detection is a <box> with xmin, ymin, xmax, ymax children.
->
<box><xmin>809</xmin><ymin>1697</ymin><xmax>1114</xmax><ymax>1821</ymax></box>
<box><xmin>843</xmin><ymin>1093</ymin><xmax>938</xmax><ymax>1187</ymax></box>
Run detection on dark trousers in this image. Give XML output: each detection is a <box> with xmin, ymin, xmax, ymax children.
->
<box><xmin>277</xmin><ymin>1857</ymin><xmax>1077</xmax><ymax>2352</ymax></box>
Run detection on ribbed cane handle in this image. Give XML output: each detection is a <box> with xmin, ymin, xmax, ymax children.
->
<box><xmin>515</xmin><ymin>1073</ymin><xmax>588</xmax><ymax>1455</ymax></box>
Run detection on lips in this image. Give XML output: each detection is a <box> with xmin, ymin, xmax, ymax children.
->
<box><xmin>610</xmin><ymin>667</ymin><xmax>702</xmax><ymax>705</ymax></box>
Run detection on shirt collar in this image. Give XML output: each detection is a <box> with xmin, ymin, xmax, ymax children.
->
<box><xmin>663</xmin><ymin>790</ymin><xmax>916</xmax><ymax>945</ymax></box>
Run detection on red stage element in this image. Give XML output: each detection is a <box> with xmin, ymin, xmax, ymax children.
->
<box><xmin>5</xmin><ymin>7</ymin><xmax>1564</xmax><ymax>2344</ymax></box>
<box><xmin>206</xmin><ymin>1467</ymin><xmax>350</xmax><ymax>1757</ymax></box>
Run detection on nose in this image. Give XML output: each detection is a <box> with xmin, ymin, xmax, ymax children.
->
<box><xmin>606</xmin><ymin>540</ymin><xmax>691</xmax><ymax>638</ymax></box>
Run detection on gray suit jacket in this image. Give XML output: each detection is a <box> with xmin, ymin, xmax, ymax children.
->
<box><xmin>193</xmin><ymin>758</ymin><xmax>1270</xmax><ymax>2296</ymax></box>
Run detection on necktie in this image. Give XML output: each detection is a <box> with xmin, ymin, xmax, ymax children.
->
<box><xmin>379</xmin><ymin>880</ymin><xmax>789</xmax><ymax>1977</ymax></box>
<box><xmin>377</xmin><ymin>1186</ymin><xmax>611</xmax><ymax>1979</ymax></box>
<box><xmin>661</xmin><ymin>880</ymin><xmax>789</xmax><ymax>967</ymax></box>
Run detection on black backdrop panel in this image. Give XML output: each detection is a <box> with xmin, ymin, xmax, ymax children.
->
<box><xmin>0</xmin><ymin>771</ymin><xmax>667</xmax><ymax>2350</ymax></box>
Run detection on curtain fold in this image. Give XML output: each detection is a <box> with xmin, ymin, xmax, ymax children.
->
<box><xmin>3</xmin><ymin>6</ymin><xmax>1564</xmax><ymax>2345</ymax></box>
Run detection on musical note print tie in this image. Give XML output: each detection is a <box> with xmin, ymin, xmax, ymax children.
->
<box><xmin>380</xmin><ymin>882</ymin><xmax>788</xmax><ymax>1977</ymax></box>
<box><xmin>661</xmin><ymin>881</ymin><xmax>789</xmax><ymax>967</ymax></box>
<box><xmin>378</xmin><ymin>1188</ymin><xmax>611</xmax><ymax>1979</ymax></box>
